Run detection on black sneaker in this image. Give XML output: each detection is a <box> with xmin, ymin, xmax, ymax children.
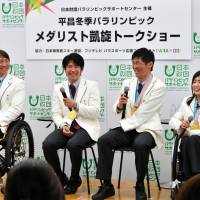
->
<box><xmin>64</xmin><ymin>177</ymin><xmax>82</xmax><ymax>194</ymax></box>
<box><xmin>92</xmin><ymin>184</ymin><xmax>115</xmax><ymax>200</ymax></box>
<box><xmin>135</xmin><ymin>182</ymin><xmax>147</xmax><ymax>200</ymax></box>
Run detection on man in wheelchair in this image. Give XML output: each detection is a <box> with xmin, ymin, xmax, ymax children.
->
<box><xmin>0</xmin><ymin>49</ymin><xmax>26</xmax><ymax>192</ymax></box>
<box><xmin>169</xmin><ymin>71</ymin><xmax>200</xmax><ymax>197</ymax></box>
<box><xmin>0</xmin><ymin>50</ymin><xmax>25</xmax><ymax>140</ymax></box>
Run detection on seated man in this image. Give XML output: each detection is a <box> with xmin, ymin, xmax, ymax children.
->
<box><xmin>0</xmin><ymin>49</ymin><xmax>25</xmax><ymax>139</ymax></box>
<box><xmin>92</xmin><ymin>48</ymin><xmax>166</xmax><ymax>200</ymax></box>
<box><xmin>43</xmin><ymin>53</ymin><xmax>101</xmax><ymax>194</ymax></box>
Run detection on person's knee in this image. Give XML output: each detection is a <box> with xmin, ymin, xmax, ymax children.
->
<box><xmin>134</xmin><ymin>142</ymin><xmax>150</xmax><ymax>153</ymax></box>
<box><xmin>42</xmin><ymin>139</ymin><xmax>54</xmax><ymax>152</ymax></box>
<box><xmin>67</xmin><ymin>140</ymin><xmax>80</xmax><ymax>151</ymax></box>
<box><xmin>97</xmin><ymin>134</ymin><xmax>109</xmax><ymax>147</ymax></box>
<box><xmin>188</xmin><ymin>135</ymin><xmax>197</xmax><ymax>142</ymax></box>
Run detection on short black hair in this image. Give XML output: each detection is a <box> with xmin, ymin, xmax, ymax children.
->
<box><xmin>132</xmin><ymin>48</ymin><xmax>155</xmax><ymax>70</ymax></box>
<box><xmin>186</xmin><ymin>70</ymin><xmax>200</xmax><ymax>106</ymax></box>
<box><xmin>5</xmin><ymin>159</ymin><xmax>65</xmax><ymax>200</ymax></box>
<box><xmin>0</xmin><ymin>49</ymin><xmax>10</xmax><ymax>61</ymax></box>
<box><xmin>62</xmin><ymin>53</ymin><xmax>84</xmax><ymax>70</ymax></box>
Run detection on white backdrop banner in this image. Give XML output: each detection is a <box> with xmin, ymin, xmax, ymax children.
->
<box><xmin>26</xmin><ymin>0</ymin><xmax>191</xmax><ymax>60</ymax></box>
<box><xmin>1</xmin><ymin>0</ymin><xmax>199</xmax><ymax>182</ymax></box>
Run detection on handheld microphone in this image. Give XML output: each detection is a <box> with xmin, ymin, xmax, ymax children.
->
<box><xmin>60</xmin><ymin>87</ymin><xmax>67</xmax><ymax>98</ymax></box>
<box><xmin>121</xmin><ymin>86</ymin><xmax>129</xmax><ymax>119</ymax></box>
<box><xmin>178</xmin><ymin>115</ymin><xmax>193</xmax><ymax>138</ymax></box>
<box><xmin>60</xmin><ymin>87</ymin><xmax>72</xmax><ymax>111</ymax></box>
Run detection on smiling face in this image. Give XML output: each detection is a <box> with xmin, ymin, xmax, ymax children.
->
<box><xmin>64</xmin><ymin>60</ymin><xmax>82</xmax><ymax>83</ymax></box>
<box><xmin>0</xmin><ymin>57</ymin><xmax>10</xmax><ymax>77</ymax></box>
<box><xmin>192</xmin><ymin>75</ymin><xmax>200</xmax><ymax>98</ymax></box>
<box><xmin>132</xmin><ymin>57</ymin><xmax>152</xmax><ymax>81</ymax></box>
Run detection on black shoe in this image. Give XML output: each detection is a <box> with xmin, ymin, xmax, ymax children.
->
<box><xmin>135</xmin><ymin>183</ymin><xmax>147</xmax><ymax>200</ymax></box>
<box><xmin>64</xmin><ymin>177</ymin><xmax>82</xmax><ymax>194</ymax></box>
<box><xmin>92</xmin><ymin>184</ymin><xmax>115</xmax><ymax>200</ymax></box>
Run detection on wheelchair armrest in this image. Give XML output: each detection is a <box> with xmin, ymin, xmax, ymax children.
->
<box><xmin>37</xmin><ymin>117</ymin><xmax>54</xmax><ymax>129</ymax></box>
<box><xmin>16</xmin><ymin>113</ymin><xmax>25</xmax><ymax>121</ymax></box>
<box><xmin>6</xmin><ymin>113</ymin><xmax>25</xmax><ymax>136</ymax></box>
<box><xmin>161</xmin><ymin>119</ymin><xmax>169</xmax><ymax>125</ymax></box>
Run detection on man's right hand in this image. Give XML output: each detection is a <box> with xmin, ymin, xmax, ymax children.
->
<box><xmin>117</xmin><ymin>94</ymin><xmax>128</xmax><ymax>109</ymax></box>
<box><xmin>62</xmin><ymin>125</ymin><xmax>73</xmax><ymax>137</ymax></box>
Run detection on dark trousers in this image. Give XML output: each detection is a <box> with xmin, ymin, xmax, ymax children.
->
<box><xmin>96</xmin><ymin>127</ymin><xmax>155</xmax><ymax>183</ymax></box>
<box><xmin>180</xmin><ymin>135</ymin><xmax>200</xmax><ymax>180</ymax></box>
<box><xmin>42</xmin><ymin>128</ymin><xmax>94</xmax><ymax>179</ymax></box>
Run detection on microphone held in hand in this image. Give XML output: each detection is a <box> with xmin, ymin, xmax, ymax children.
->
<box><xmin>121</xmin><ymin>86</ymin><xmax>129</xmax><ymax>119</ymax></box>
<box><xmin>60</xmin><ymin>87</ymin><xmax>67</xmax><ymax>98</ymax></box>
<box><xmin>178</xmin><ymin>115</ymin><xmax>193</xmax><ymax>138</ymax></box>
<box><xmin>60</xmin><ymin>87</ymin><xmax>72</xmax><ymax>111</ymax></box>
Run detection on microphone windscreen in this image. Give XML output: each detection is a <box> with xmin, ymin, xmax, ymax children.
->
<box><xmin>60</xmin><ymin>87</ymin><xmax>67</xmax><ymax>98</ymax></box>
<box><xmin>124</xmin><ymin>86</ymin><xmax>129</xmax><ymax>92</ymax></box>
<box><xmin>124</xmin><ymin>86</ymin><xmax>129</xmax><ymax>97</ymax></box>
<box><xmin>188</xmin><ymin>116</ymin><xmax>193</xmax><ymax>123</ymax></box>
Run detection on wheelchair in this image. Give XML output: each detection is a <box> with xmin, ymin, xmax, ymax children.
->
<box><xmin>0</xmin><ymin>113</ymin><xmax>34</xmax><ymax>177</ymax></box>
<box><xmin>171</xmin><ymin>131</ymin><xmax>184</xmax><ymax>199</ymax></box>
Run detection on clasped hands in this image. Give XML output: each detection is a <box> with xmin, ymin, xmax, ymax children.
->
<box><xmin>62</xmin><ymin>125</ymin><xmax>73</xmax><ymax>137</ymax></box>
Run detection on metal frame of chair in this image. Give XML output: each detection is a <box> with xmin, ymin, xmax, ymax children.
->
<box><xmin>115</xmin><ymin>147</ymin><xmax>161</xmax><ymax>199</ymax></box>
<box><xmin>62</xmin><ymin>142</ymin><xmax>98</xmax><ymax>195</ymax></box>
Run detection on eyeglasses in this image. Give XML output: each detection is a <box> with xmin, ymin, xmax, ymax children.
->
<box><xmin>0</xmin><ymin>58</ymin><xmax>9</xmax><ymax>65</ymax></box>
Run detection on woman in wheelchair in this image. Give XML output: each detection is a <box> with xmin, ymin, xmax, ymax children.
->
<box><xmin>169</xmin><ymin>70</ymin><xmax>200</xmax><ymax>181</ymax></box>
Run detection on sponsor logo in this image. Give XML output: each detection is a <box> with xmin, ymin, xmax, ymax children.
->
<box><xmin>108</xmin><ymin>64</ymin><xmax>133</xmax><ymax>89</ymax></box>
<box><xmin>99</xmin><ymin>96</ymin><xmax>105</xmax><ymax>122</ymax></box>
<box><xmin>29</xmin><ymin>95</ymin><xmax>51</xmax><ymax>119</ymax></box>
<box><xmin>148</xmin><ymin>160</ymin><xmax>160</xmax><ymax>181</ymax></box>
<box><xmin>163</xmin><ymin>129</ymin><xmax>176</xmax><ymax>154</ymax></box>
<box><xmin>164</xmin><ymin>64</ymin><xmax>189</xmax><ymax>91</ymax></box>
<box><xmin>193</xmin><ymin>32</ymin><xmax>200</xmax><ymax>57</ymax></box>
<box><xmin>1</xmin><ymin>0</ymin><xmax>25</xmax><ymax>27</ymax></box>
<box><xmin>54</xmin><ymin>64</ymin><xmax>66</xmax><ymax>83</ymax></box>
<box><xmin>9</xmin><ymin>64</ymin><xmax>25</xmax><ymax>79</ymax></box>
<box><xmin>81</xmin><ymin>158</ymin><xmax>96</xmax><ymax>178</ymax></box>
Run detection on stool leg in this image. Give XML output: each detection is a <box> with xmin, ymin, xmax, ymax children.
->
<box><xmin>150</xmin><ymin>151</ymin><xmax>161</xmax><ymax>190</ymax></box>
<box><xmin>118</xmin><ymin>151</ymin><xmax>124</xmax><ymax>189</ymax></box>
<box><xmin>91</xmin><ymin>147</ymin><xmax>102</xmax><ymax>185</ymax></box>
<box><xmin>62</xmin><ymin>148</ymin><xmax>67</xmax><ymax>173</ymax></box>
<box><xmin>84</xmin><ymin>148</ymin><xmax>90</xmax><ymax>195</ymax></box>
<box><xmin>91</xmin><ymin>147</ymin><xmax>98</xmax><ymax>167</ymax></box>
<box><xmin>146</xmin><ymin>168</ymin><xmax>151</xmax><ymax>198</ymax></box>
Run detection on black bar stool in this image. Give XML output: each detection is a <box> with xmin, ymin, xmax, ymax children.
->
<box><xmin>114</xmin><ymin>147</ymin><xmax>161</xmax><ymax>198</ymax></box>
<box><xmin>62</xmin><ymin>142</ymin><xmax>98</xmax><ymax>195</ymax></box>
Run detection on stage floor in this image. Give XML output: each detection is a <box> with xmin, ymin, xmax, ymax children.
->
<box><xmin>0</xmin><ymin>179</ymin><xmax>171</xmax><ymax>200</ymax></box>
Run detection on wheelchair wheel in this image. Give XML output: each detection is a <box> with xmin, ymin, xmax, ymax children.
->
<box><xmin>5</xmin><ymin>120</ymin><xmax>34</xmax><ymax>168</ymax></box>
